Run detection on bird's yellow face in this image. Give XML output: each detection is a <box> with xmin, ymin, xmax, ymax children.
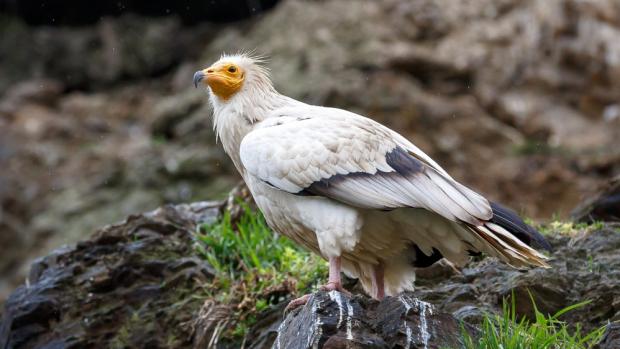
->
<box><xmin>194</xmin><ymin>62</ymin><xmax>245</xmax><ymax>100</ymax></box>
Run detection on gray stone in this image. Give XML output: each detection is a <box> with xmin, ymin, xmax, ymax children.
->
<box><xmin>0</xmin><ymin>201</ymin><xmax>222</xmax><ymax>349</ymax></box>
<box><xmin>273</xmin><ymin>291</ymin><xmax>475</xmax><ymax>349</ymax></box>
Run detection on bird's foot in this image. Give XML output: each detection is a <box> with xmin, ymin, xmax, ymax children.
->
<box><xmin>284</xmin><ymin>294</ymin><xmax>312</xmax><ymax>314</ymax></box>
<box><xmin>319</xmin><ymin>282</ymin><xmax>352</xmax><ymax>297</ymax></box>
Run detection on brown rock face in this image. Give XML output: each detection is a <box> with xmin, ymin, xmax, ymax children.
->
<box><xmin>203</xmin><ymin>0</ymin><xmax>620</xmax><ymax>219</ymax></box>
<box><xmin>2</xmin><ymin>0</ymin><xmax>620</xmax><ymax>333</ymax></box>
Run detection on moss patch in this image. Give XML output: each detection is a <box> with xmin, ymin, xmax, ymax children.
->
<box><xmin>536</xmin><ymin>221</ymin><xmax>606</xmax><ymax>236</ymax></box>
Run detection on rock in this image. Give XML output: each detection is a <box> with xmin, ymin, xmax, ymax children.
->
<box><xmin>572</xmin><ymin>175</ymin><xmax>620</xmax><ymax>223</ymax></box>
<box><xmin>274</xmin><ymin>291</ymin><xmax>475</xmax><ymax>349</ymax></box>
<box><xmin>0</xmin><ymin>15</ymin><xmax>217</xmax><ymax>91</ymax></box>
<box><xmin>3</xmin><ymin>0</ymin><xmax>620</xmax><ymax>341</ymax></box>
<box><xmin>2</xmin><ymin>199</ymin><xmax>619</xmax><ymax>348</ymax></box>
<box><xmin>0</xmin><ymin>79</ymin><xmax>64</xmax><ymax>115</ymax></box>
<box><xmin>411</xmin><ymin>225</ymin><xmax>620</xmax><ymax>333</ymax></box>
<box><xmin>598</xmin><ymin>322</ymin><xmax>620</xmax><ymax>349</ymax></box>
<box><xmin>0</xmin><ymin>201</ymin><xmax>222</xmax><ymax>349</ymax></box>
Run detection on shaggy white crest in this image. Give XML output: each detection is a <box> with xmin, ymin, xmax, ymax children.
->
<box><xmin>195</xmin><ymin>53</ymin><xmax>551</xmax><ymax>301</ymax></box>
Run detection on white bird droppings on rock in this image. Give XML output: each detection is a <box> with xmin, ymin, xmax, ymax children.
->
<box><xmin>417</xmin><ymin>300</ymin><xmax>431</xmax><ymax>349</ymax></box>
<box><xmin>399</xmin><ymin>295</ymin><xmax>414</xmax><ymax>349</ymax></box>
<box><xmin>274</xmin><ymin>314</ymin><xmax>289</xmax><ymax>349</ymax></box>
<box><xmin>399</xmin><ymin>295</ymin><xmax>434</xmax><ymax>349</ymax></box>
<box><xmin>328</xmin><ymin>290</ymin><xmax>344</xmax><ymax>328</ymax></box>
<box><xmin>346</xmin><ymin>300</ymin><xmax>354</xmax><ymax>340</ymax></box>
<box><xmin>309</xmin><ymin>297</ymin><xmax>323</xmax><ymax>349</ymax></box>
<box><xmin>329</xmin><ymin>290</ymin><xmax>355</xmax><ymax>341</ymax></box>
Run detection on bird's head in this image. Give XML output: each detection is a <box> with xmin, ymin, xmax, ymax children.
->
<box><xmin>194</xmin><ymin>53</ymin><xmax>273</xmax><ymax>103</ymax></box>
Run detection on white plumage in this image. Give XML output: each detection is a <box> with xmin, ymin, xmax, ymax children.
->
<box><xmin>194</xmin><ymin>53</ymin><xmax>550</xmax><ymax>302</ymax></box>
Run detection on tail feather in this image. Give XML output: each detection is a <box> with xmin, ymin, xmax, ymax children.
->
<box><xmin>467</xmin><ymin>202</ymin><xmax>551</xmax><ymax>268</ymax></box>
<box><xmin>489</xmin><ymin>201</ymin><xmax>552</xmax><ymax>251</ymax></box>
<box><xmin>475</xmin><ymin>224</ymin><xmax>550</xmax><ymax>268</ymax></box>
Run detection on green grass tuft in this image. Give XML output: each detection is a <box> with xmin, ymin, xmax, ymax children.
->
<box><xmin>194</xmin><ymin>203</ymin><xmax>327</xmax><ymax>340</ymax></box>
<box><xmin>461</xmin><ymin>294</ymin><xmax>605</xmax><ymax>349</ymax></box>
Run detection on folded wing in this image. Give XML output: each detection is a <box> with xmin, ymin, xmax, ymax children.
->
<box><xmin>240</xmin><ymin>106</ymin><xmax>492</xmax><ymax>226</ymax></box>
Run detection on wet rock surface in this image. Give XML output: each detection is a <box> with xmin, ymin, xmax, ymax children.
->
<box><xmin>0</xmin><ymin>201</ymin><xmax>222</xmax><ymax>349</ymax></box>
<box><xmin>275</xmin><ymin>291</ymin><xmax>473</xmax><ymax>349</ymax></box>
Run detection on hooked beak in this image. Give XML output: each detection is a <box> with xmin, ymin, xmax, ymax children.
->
<box><xmin>193</xmin><ymin>70</ymin><xmax>205</xmax><ymax>88</ymax></box>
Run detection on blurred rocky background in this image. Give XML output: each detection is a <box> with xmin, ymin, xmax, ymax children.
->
<box><xmin>1</xmin><ymin>0</ymin><xmax>619</xmax><ymax>309</ymax></box>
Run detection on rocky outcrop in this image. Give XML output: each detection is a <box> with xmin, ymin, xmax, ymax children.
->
<box><xmin>411</xmin><ymin>225</ymin><xmax>620</xmax><ymax>333</ymax></box>
<box><xmin>0</xmin><ymin>14</ymin><xmax>237</xmax><ymax>304</ymax></box>
<box><xmin>2</xmin><ymin>199</ymin><xmax>619</xmax><ymax>348</ymax></box>
<box><xmin>3</xmin><ymin>0</ymin><xmax>620</xmax><ymax>306</ymax></box>
<box><xmin>598</xmin><ymin>323</ymin><xmax>620</xmax><ymax>349</ymax></box>
<box><xmin>573</xmin><ymin>175</ymin><xmax>620</xmax><ymax>223</ymax></box>
<box><xmin>275</xmin><ymin>291</ymin><xmax>474</xmax><ymax>349</ymax></box>
<box><xmin>0</xmin><ymin>200</ymin><xmax>476</xmax><ymax>349</ymax></box>
<box><xmin>0</xmin><ymin>202</ymin><xmax>222</xmax><ymax>349</ymax></box>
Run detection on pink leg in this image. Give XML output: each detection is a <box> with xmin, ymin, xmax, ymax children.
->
<box><xmin>372</xmin><ymin>262</ymin><xmax>385</xmax><ymax>300</ymax></box>
<box><xmin>319</xmin><ymin>256</ymin><xmax>350</xmax><ymax>295</ymax></box>
<box><xmin>286</xmin><ymin>256</ymin><xmax>350</xmax><ymax>312</ymax></box>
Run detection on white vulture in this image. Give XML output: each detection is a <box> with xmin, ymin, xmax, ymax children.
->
<box><xmin>193</xmin><ymin>53</ymin><xmax>551</xmax><ymax>307</ymax></box>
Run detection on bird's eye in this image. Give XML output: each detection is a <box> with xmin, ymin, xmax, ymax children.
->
<box><xmin>228</xmin><ymin>66</ymin><xmax>237</xmax><ymax>73</ymax></box>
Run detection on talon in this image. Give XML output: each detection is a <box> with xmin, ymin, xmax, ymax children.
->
<box><xmin>284</xmin><ymin>294</ymin><xmax>311</xmax><ymax>314</ymax></box>
<box><xmin>319</xmin><ymin>282</ymin><xmax>351</xmax><ymax>297</ymax></box>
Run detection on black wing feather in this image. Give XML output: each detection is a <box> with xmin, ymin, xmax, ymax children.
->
<box><xmin>489</xmin><ymin>201</ymin><xmax>552</xmax><ymax>251</ymax></box>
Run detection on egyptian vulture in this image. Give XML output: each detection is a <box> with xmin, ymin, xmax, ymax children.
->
<box><xmin>193</xmin><ymin>53</ymin><xmax>551</xmax><ymax>307</ymax></box>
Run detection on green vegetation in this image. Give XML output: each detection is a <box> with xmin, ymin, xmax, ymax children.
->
<box><xmin>537</xmin><ymin>220</ymin><xmax>605</xmax><ymax>236</ymax></box>
<box><xmin>511</xmin><ymin>140</ymin><xmax>562</xmax><ymax>156</ymax></box>
<box><xmin>462</xmin><ymin>295</ymin><xmax>605</xmax><ymax>349</ymax></box>
<box><xmin>194</xmin><ymin>206</ymin><xmax>609</xmax><ymax>347</ymax></box>
<box><xmin>194</xmin><ymin>203</ymin><xmax>327</xmax><ymax>341</ymax></box>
